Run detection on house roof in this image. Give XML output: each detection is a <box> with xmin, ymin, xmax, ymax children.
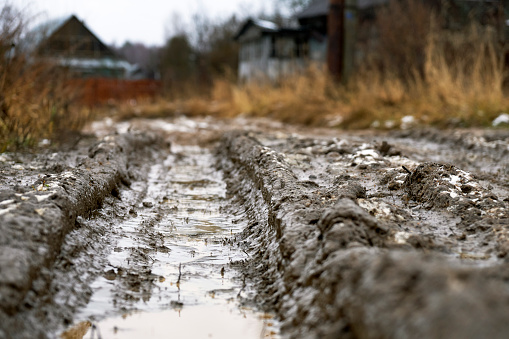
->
<box><xmin>31</xmin><ymin>14</ymin><xmax>116</xmax><ymax>59</ymax></box>
<box><xmin>252</xmin><ymin>19</ymin><xmax>279</xmax><ymax>31</ymax></box>
<box><xmin>25</xmin><ymin>14</ymin><xmax>137</xmax><ymax>76</ymax></box>
<box><xmin>30</xmin><ymin>15</ymin><xmax>70</xmax><ymax>44</ymax></box>
<box><xmin>234</xmin><ymin>18</ymin><xmax>279</xmax><ymax>40</ymax></box>
<box><xmin>235</xmin><ymin>18</ymin><xmax>311</xmax><ymax>41</ymax></box>
<box><xmin>24</xmin><ymin>15</ymin><xmax>69</xmax><ymax>52</ymax></box>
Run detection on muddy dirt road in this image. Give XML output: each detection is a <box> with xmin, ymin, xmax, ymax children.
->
<box><xmin>0</xmin><ymin>116</ymin><xmax>508</xmax><ymax>338</ymax></box>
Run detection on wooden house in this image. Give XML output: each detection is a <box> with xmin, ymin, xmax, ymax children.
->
<box><xmin>234</xmin><ymin>19</ymin><xmax>312</xmax><ymax>82</ymax></box>
<box><xmin>27</xmin><ymin>15</ymin><xmax>161</xmax><ymax>105</ymax></box>
<box><xmin>234</xmin><ymin>1</ymin><xmax>388</xmax><ymax>82</ymax></box>
<box><xmin>33</xmin><ymin>15</ymin><xmax>134</xmax><ymax>78</ymax></box>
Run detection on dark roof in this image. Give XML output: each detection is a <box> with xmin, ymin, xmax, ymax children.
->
<box><xmin>234</xmin><ymin>18</ymin><xmax>278</xmax><ymax>40</ymax></box>
<box><xmin>35</xmin><ymin>15</ymin><xmax>116</xmax><ymax>58</ymax></box>
<box><xmin>27</xmin><ymin>15</ymin><xmax>135</xmax><ymax>75</ymax></box>
<box><xmin>27</xmin><ymin>15</ymin><xmax>71</xmax><ymax>51</ymax></box>
<box><xmin>235</xmin><ymin>18</ymin><xmax>310</xmax><ymax>41</ymax></box>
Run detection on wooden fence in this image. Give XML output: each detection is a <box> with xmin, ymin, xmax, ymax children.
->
<box><xmin>68</xmin><ymin>78</ymin><xmax>162</xmax><ymax>106</ymax></box>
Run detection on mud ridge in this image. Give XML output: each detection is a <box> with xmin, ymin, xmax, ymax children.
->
<box><xmin>218</xmin><ymin>130</ymin><xmax>509</xmax><ymax>339</ymax></box>
<box><xmin>0</xmin><ymin>132</ymin><xmax>164</xmax><ymax>338</ymax></box>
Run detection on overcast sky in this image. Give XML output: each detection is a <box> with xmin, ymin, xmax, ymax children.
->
<box><xmin>13</xmin><ymin>0</ymin><xmax>277</xmax><ymax>46</ymax></box>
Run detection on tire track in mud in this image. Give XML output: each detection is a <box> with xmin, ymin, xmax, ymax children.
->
<box><xmin>62</xmin><ymin>143</ymin><xmax>279</xmax><ymax>338</ymax></box>
<box><xmin>2</xmin><ymin>116</ymin><xmax>508</xmax><ymax>338</ymax></box>
<box><xmin>269</xmin><ymin>134</ymin><xmax>509</xmax><ymax>263</ymax></box>
<box><xmin>0</xmin><ymin>132</ymin><xmax>162</xmax><ymax>339</ymax></box>
<box><xmin>218</xmin><ymin>130</ymin><xmax>509</xmax><ymax>339</ymax></box>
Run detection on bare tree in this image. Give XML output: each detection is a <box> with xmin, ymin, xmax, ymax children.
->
<box><xmin>276</xmin><ymin>0</ymin><xmax>313</xmax><ymax>13</ymax></box>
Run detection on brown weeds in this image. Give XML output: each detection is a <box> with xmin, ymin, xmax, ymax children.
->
<box><xmin>0</xmin><ymin>5</ymin><xmax>92</xmax><ymax>151</ymax></box>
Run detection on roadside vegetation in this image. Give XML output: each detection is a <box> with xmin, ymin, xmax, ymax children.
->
<box><xmin>175</xmin><ymin>0</ymin><xmax>507</xmax><ymax>127</ymax></box>
<box><xmin>0</xmin><ymin>0</ymin><xmax>507</xmax><ymax>150</ymax></box>
<box><xmin>0</xmin><ymin>5</ymin><xmax>92</xmax><ymax>151</ymax></box>
<box><xmin>119</xmin><ymin>0</ymin><xmax>508</xmax><ymax>129</ymax></box>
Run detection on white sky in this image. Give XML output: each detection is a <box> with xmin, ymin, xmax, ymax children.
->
<box><xmin>13</xmin><ymin>0</ymin><xmax>277</xmax><ymax>46</ymax></box>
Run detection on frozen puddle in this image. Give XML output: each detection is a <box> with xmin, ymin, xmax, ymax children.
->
<box><xmin>61</xmin><ymin>144</ymin><xmax>279</xmax><ymax>338</ymax></box>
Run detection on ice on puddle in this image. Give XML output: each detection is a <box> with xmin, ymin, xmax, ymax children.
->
<box><xmin>448</xmin><ymin>191</ymin><xmax>459</xmax><ymax>199</ymax></box>
<box><xmin>357</xmin><ymin>149</ymin><xmax>379</xmax><ymax>158</ymax></box>
<box><xmin>0</xmin><ymin>204</ymin><xmax>17</xmax><ymax>216</ymax></box>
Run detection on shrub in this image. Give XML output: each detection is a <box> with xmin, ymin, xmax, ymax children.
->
<box><xmin>0</xmin><ymin>4</ymin><xmax>91</xmax><ymax>151</ymax></box>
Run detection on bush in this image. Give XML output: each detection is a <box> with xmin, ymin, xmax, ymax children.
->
<box><xmin>0</xmin><ymin>4</ymin><xmax>91</xmax><ymax>151</ymax></box>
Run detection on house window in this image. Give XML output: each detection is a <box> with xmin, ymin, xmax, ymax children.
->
<box><xmin>295</xmin><ymin>38</ymin><xmax>309</xmax><ymax>58</ymax></box>
<box><xmin>270</xmin><ymin>36</ymin><xmax>276</xmax><ymax>58</ymax></box>
<box><xmin>275</xmin><ymin>38</ymin><xmax>294</xmax><ymax>59</ymax></box>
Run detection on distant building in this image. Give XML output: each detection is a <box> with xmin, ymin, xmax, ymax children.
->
<box><xmin>234</xmin><ymin>1</ymin><xmax>387</xmax><ymax>82</ymax></box>
<box><xmin>26</xmin><ymin>15</ymin><xmax>161</xmax><ymax>105</ymax></box>
<box><xmin>234</xmin><ymin>19</ymin><xmax>316</xmax><ymax>82</ymax></box>
<box><xmin>235</xmin><ymin>0</ymin><xmax>507</xmax><ymax>82</ymax></box>
<box><xmin>32</xmin><ymin>15</ymin><xmax>135</xmax><ymax>78</ymax></box>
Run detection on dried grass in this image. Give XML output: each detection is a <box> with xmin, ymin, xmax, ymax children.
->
<box><xmin>127</xmin><ymin>21</ymin><xmax>507</xmax><ymax>130</ymax></box>
<box><xmin>0</xmin><ymin>5</ymin><xmax>93</xmax><ymax>151</ymax></box>
<box><xmin>123</xmin><ymin>1</ymin><xmax>507</xmax><ymax>130</ymax></box>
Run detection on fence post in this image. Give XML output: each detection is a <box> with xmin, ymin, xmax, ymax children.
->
<box><xmin>328</xmin><ymin>0</ymin><xmax>345</xmax><ymax>81</ymax></box>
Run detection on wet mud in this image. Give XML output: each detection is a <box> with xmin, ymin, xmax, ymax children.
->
<box><xmin>0</xmin><ymin>116</ymin><xmax>508</xmax><ymax>338</ymax></box>
<box><xmin>0</xmin><ymin>132</ymin><xmax>163</xmax><ymax>338</ymax></box>
<box><xmin>217</xmin><ymin>128</ymin><xmax>509</xmax><ymax>339</ymax></box>
<box><xmin>63</xmin><ymin>141</ymin><xmax>279</xmax><ymax>338</ymax></box>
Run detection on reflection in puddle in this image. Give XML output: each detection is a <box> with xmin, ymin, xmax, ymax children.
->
<box><xmin>65</xmin><ymin>306</ymin><xmax>277</xmax><ymax>339</ymax></box>
<box><xmin>194</xmin><ymin>224</ymin><xmax>224</xmax><ymax>232</ymax></box>
<box><xmin>61</xmin><ymin>321</ymin><xmax>92</xmax><ymax>339</ymax></box>
<box><xmin>61</xmin><ymin>143</ymin><xmax>279</xmax><ymax>338</ymax></box>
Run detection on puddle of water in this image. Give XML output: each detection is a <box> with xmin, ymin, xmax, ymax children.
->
<box><xmin>65</xmin><ymin>306</ymin><xmax>277</xmax><ymax>339</ymax></box>
<box><xmin>61</xmin><ymin>144</ymin><xmax>279</xmax><ymax>338</ymax></box>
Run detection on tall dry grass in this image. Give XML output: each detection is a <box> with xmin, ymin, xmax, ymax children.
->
<box><xmin>0</xmin><ymin>5</ymin><xmax>92</xmax><ymax>151</ymax></box>
<box><xmin>113</xmin><ymin>65</ymin><xmax>345</xmax><ymax>125</ymax></box>
<box><xmin>344</xmin><ymin>19</ymin><xmax>507</xmax><ymax>128</ymax></box>
<box><xmin>143</xmin><ymin>19</ymin><xmax>507</xmax><ymax>129</ymax></box>
<box><xmin>211</xmin><ymin>65</ymin><xmax>345</xmax><ymax>125</ymax></box>
<box><xmin>422</xmin><ymin>23</ymin><xmax>506</xmax><ymax>125</ymax></box>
